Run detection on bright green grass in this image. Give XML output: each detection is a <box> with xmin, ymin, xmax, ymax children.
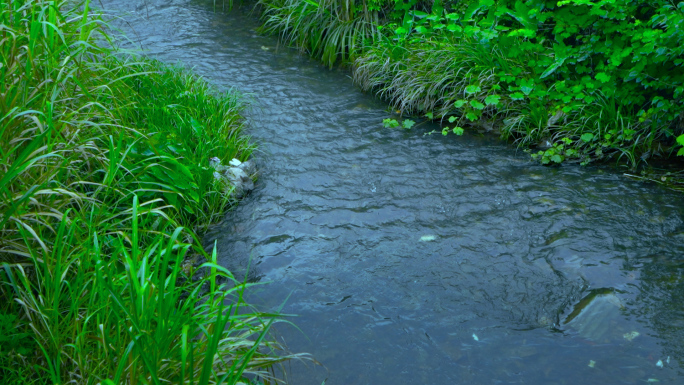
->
<box><xmin>0</xmin><ymin>0</ymin><xmax>304</xmax><ymax>383</ymax></box>
<box><xmin>256</xmin><ymin>0</ymin><xmax>381</xmax><ymax>67</ymax></box>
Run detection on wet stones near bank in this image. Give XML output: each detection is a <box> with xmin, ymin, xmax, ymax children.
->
<box><xmin>210</xmin><ymin>157</ymin><xmax>256</xmax><ymax>198</ymax></box>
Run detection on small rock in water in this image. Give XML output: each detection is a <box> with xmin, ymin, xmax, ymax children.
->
<box><xmin>420</xmin><ymin>235</ymin><xmax>437</xmax><ymax>242</ymax></box>
<box><xmin>623</xmin><ymin>331</ymin><xmax>640</xmax><ymax>341</ymax></box>
<box><xmin>538</xmin><ymin>315</ymin><xmax>552</xmax><ymax>327</ymax></box>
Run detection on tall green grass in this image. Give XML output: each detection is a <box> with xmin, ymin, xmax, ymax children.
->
<box><xmin>353</xmin><ymin>36</ymin><xmax>523</xmax><ymax>119</ymax></box>
<box><xmin>0</xmin><ymin>0</ymin><xmax>302</xmax><ymax>383</ymax></box>
<box><xmin>257</xmin><ymin>0</ymin><xmax>382</xmax><ymax>67</ymax></box>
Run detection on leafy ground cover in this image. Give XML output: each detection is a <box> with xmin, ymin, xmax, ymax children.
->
<box><xmin>0</xmin><ymin>0</ymin><xmax>303</xmax><ymax>383</ymax></box>
<box><xmin>253</xmin><ymin>0</ymin><xmax>684</xmax><ymax>173</ymax></box>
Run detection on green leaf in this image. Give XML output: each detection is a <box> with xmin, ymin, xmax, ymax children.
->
<box><xmin>445</xmin><ymin>13</ymin><xmax>460</xmax><ymax>21</ymax></box>
<box><xmin>454</xmin><ymin>100</ymin><xmax>467</xmax><ymax>108</ymax></box>
<box><xmin>581</xmin><ymin>133</ymin><xmax>595</xmax><ymax>142</ymax></box>
<box><xmin>510</xmin><ymin>92</ymin><xmax>525</xmax><ymax>100</ymax></box>
<box><xmin>540</xmin><ymin>57</ymin><xmax>566</xmax><ymax>79</ymax></box>
<box><xmin>466</xmin><ymin>112</ymin><xmax>478</xmax><ymax>121</ymax></box>
<box><xmin>520</xmin><ymin>79</ymin><xmax>534</xmax><ymax>95</ymax></box>
<box><xmin>484</xmin><ymin>95</ymin><xmax>501</xmax><ymax>106</ymax></box>
<box><xmin>595</xmin><ymin>72</ymin><xmax>610</xmax><ymax>83</ymax></box>
<box><xmin>402</xmin><ymin>119</ymin><xmax>416</xmax><ymax>129</ymax></box>
<box><xmin>470</xmin><ymin>100</ymin><xmax>485</xmax><ymax>110</ymax></box>
<box><xmin>677</xmin><ymin>134</ymin><xmax>684</xmax><ymax>146</ymax></box>
<box><xmin>190</xmin><ymin>118</ymin><xmax>204</xmax><ymax>137</ymax></box>
<box><xmin>383</xmin><ymin>118</ymin><xmax>399</xmax><ymax>128</ymax></box>
<box><xmin>447</xmin><ymin>24</ymin><xmax>462</xmax><ymax>32</ymax></box>
<box><xmin>550</xmin><ymin>154</ymin><xmax>563</xmax><ymax>163</ymax></box>
<box><xmin>465</xmin><ymin>85</ymin><xmax>482</xmax><ymax>94</ymax></box>
<box><xmin>453</xmin><ymin>126</ymin><xmax>464</xmax><ymax>135</ymax></box>
<box><xmin>448</xmin><ymin>116</ymin><xmax>457</xmax><ymax>123</ymax></box>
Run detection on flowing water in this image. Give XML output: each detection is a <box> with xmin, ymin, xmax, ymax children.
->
<box><xmin>104</xmin><ymin>1</ymin><xmax>684</xmax><ymax>383</ymax></box>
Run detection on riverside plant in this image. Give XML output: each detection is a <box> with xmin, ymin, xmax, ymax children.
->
<box><xmin>256</xmin><ymin>0</ymin><xmax>383</xmax><ymax>67</ymax></box>
<box><xmin>0</xmin><ymin>0</ymin><xmax>303</xmax><ymax>383</ymax></box>
<box><xmin>361</xmin><ymin>0</ymin><xmax>684</xmax><ymax>167</ymax></box>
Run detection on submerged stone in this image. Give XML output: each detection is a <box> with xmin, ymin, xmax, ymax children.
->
<box><xmin>563</xmin><ymin>290</ymin><xmax>624</xmax><ymax>342</ymax></box>
<box><xmin>623</xmin><ymin>331</ymin><xmax>640</xmax><ymax>342</ymax></box>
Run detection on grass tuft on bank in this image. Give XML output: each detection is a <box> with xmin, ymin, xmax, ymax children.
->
<box><xmin>0</xmin><ymin>0</ymin><xmax>301</xmax><ymax>383</ymax></box>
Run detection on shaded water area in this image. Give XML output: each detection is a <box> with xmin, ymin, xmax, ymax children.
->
<box><xmin>104</xmin><ymin>1</ymin><xmax>684</xmax><ymax>383</ymax></box>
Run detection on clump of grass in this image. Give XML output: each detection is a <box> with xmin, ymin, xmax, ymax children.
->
<box><xmin>353</xmin><ymin>36</ymin><xmax>525</xmax><ymax>119</ymax></box>
<box><xmin>256</xmin><ymin>0</ymin><xmax>382</xmax><ymax>67</ymax></box>
<box><xmin>2</xmin><ymin>200</ymin><xmax>297</xmax><ymax>384</ymax></box>
<box><xmin>0</xmin><ymin>0</ymin><xmax>302</xmax><ymax>383</ymax></box>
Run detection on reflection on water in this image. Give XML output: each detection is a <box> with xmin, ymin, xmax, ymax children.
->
<box><xmin>102</xmin><ymin>0</ymin><xmax>684</xmax><ymax>383</ymax></box>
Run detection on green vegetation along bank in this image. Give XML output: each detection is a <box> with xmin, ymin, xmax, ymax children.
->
<box><xmin>255</xmin><ymin>0</ymin><xmax>684</xmax><ymax>171</ymax></box>
<box><xmin>0</xmin><ymin>0</ymin><xmax>302</xmax><ymax>383</ymax></box>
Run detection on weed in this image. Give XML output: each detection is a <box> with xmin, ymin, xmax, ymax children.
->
<box><xmin>0</xmin><ymin>0</ymin><xmax>301</xmax><ymax>383</ymax></box>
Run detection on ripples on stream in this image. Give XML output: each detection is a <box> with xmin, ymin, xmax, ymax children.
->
<box><xmin>104</xmin><ymin>1</ymin><xmax>684</xmax><ymax>383</ymax></box>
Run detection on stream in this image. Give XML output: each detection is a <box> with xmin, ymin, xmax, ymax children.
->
<box><xmin>104</xmin><ymin>1</ymin><xmax>684</xmax><ymax>383</ymax></box>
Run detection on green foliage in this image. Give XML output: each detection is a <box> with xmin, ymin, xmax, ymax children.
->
<box><xmin>382</xmin><ymin>117</ymin><xmax>416</xmax><ymax>129</ymax></box>
<box><xmin>104</xmin><ymin>60</ymin><xmax>255</xmax><ymax>228</ymax></box>
<box><xmin>677</xmin><ymin>135</ymin><xmax>684</xmax><ymax>156</ymax></box>
<box><xmin>402</xmin><ymin>118</ymin><xmax>416</xmax><ymax>128</ymax></box>
<box><xmin>0</xmin><ymin>0</ymin><xmax>299</xmax><ymax>383</ymax></box>
<box><xmin>350</xmin><ymin>0</ymin><xmax>684</xmax><ymax>165</ymax></box>
<box><xmin>251</xmin><ymin>0</ymin><xmax>684</xmax><ymax>165</ymax></box>
<box><xmin>383</xmin><ymin>118</ymin><xmax>400</xmax><ymax>127</ymax></box>
<box><xmin>530</xmin><ymin>137</ymin><xmax>579</xmax><ymax>165</ymax></box>
<box><xmin>0</xmin><ymin>311</ymin><xmax>34</xmax><ymax>377</ymax></box>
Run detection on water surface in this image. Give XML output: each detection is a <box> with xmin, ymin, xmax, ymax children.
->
<box><xmin>104</xmin><ymin>1</ymin><xmax>684</xmax><ymax>383</ymax></box>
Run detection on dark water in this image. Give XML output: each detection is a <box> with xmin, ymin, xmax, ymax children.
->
<box><xmin>104</xmin><ymin>1</ymin><xmax>684</xmax><ymax>383</ymax></box>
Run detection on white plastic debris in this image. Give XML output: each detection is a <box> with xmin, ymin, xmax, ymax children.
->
<box><xmin>210</xmin><ymin>157</ymin><xmax>256</xmax><ymax>197</ymax></box>
<box><xmin>472</xmin><ymin>334</ymin><xmax>479</xmax><ymax>342</ymax></box>
<box><xmin>656</xmin><ymin>360</ymin><xmax>664</xmax><ymax>369</ymax></box>
<box><xmin>419</xmin><ymin>235</ymin><xmax>437</xmax><ymax>242</ymax></box>
<box><xmin>588</xmin><ymin>360</ymin><xmax>596</xmax><ymax>368</ymax></box>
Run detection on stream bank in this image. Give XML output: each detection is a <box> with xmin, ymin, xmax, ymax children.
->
<box><xmin>104</xmin><ymin>1</ymin><xmax>684</xmax><ymax>384</ymax></box>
